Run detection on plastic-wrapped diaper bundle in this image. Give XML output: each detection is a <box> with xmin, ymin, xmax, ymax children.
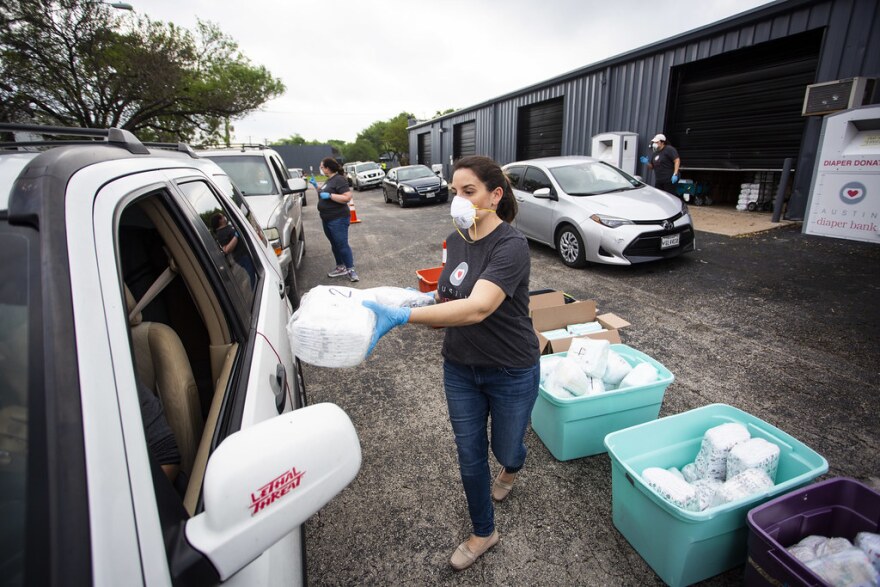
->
<box><xmin>642</xmin><ymin>467</ymin><xmax>700</xmax><ymax>512</ymax></box>
<box><xmin>603</xmin><ymin>350</ymin><xmax>632</xmax><ymax>386</ymax></box>
<box><xmin>287</xmin><ymin>286</ymin><xmax>376</xmax><ymax>367</ymax></box>
<box><xmin>566</xmin><ymin>321</ymin><xmax>604</xmax><ymax>336</ymax></box>
<box><xmin>855</xmin><ymin>532</ymin><xmax>880</xmax><ymax>575</ymax></box>
<box><xmin>541</xmin><ymin>328</ymin><xmax>571</xmax><ymax>341</ymax></box>
<box><xmin>691</xmin><ymin>478</ymin><xmax>724</xmax><ymax>511</ymax></box>
<box><xmin>725</xmin><ymin>437</ymin><xmax>780</xmax><ymax>482</ymax></box>
<box><xmin>287</xmin><ymin>285</ymin><xmax>434</xmax><ymax>368</ymax></box>
<box><xmin>788</xmin><ymin>534</ymin><xmax>880</xmax><ymax>587</ymax></box>
<box><xmin>693</xmin><ymin>422</ymin><xmax>751</xmax><ymax>481</ymax></box>
<box><xmin>617</xmin><ymin>362</ymin><xmax>659</xmax><ymax>389</ymax></box>
<box><xmin>368</xmin><ymin>286</ymin><xmax>437</xmax><ymax>308</ymax></box>
<box><xmin>709</xmin><ymin>468</ymin><xmax>774</xmax><ymax>507</ymax></box>
<box><xmin>539</xmin><ymin>355</ymin><xmax>564</xmax><ymax>386</ymax></box>
<box><xmin>567</xmin><ymin>337</ymin><xmax>609</xmax><ymax>378</ymax></box>
<box><xmin>544</xmin><ymin>357</ymin><xmax>591</xmax><ymax>397</ymax></box>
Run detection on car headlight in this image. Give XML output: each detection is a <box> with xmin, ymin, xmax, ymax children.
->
<box><xmin>680</xmin><ymin>202</ymin><xmax>689</xmax><ymax>215</ymax></box>
<box><xmin>590</xmin><ymin>214</ymin><xmax>634</xmax><ymax>228</ymax></box>
<box><xmin>440</xmin><ymin>179</ymin><xmax>448</xmax><ymax>187</ymax></box>
<box><xmin>263</xmin><ymin>227</ymin><xmax>280</xmax><ymax>241</ymax></box>
<box><xmin>402</xmin><ymin>185</ymin><xmax>416</xmax><ymax>193</ymax></box>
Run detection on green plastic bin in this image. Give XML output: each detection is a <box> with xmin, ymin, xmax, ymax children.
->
<box><xmin>603</xmin><ymin>403</ymin><xmax>828</xmax><ymax>587</ymax></box>
<box><xmin>530</xmin><ymin>344</ymin><xmax>673</xmax><ymax>461</ymax></box>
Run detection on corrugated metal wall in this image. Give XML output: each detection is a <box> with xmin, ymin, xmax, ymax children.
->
<box><xmin>409</xmin><ymin>0</ymin><xmax>880</xmax><ymax>219</ymax></box>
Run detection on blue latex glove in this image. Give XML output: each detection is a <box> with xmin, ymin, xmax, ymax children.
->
<box><xmin>639</xmin><ymin>155</ymin><xmax>649</xmax><ymax>164</ymax></box>
<box><xmin>319</xmin><ymin>191</ymin><xmax>331</xmax><ymax>200</ymax></box>
<box><xmin>309</xmin><ymin>177</ymin><xmax>318</xmax><ymax>188</ymax></box>
<box><xmin>362</xmin><ymin>301</ymin><xmax>411</xmax><ymax>356</ymax></box>
<box><xmin>671</xmin><ymin>174</ymin><xmax>679</xmax><ymax>184</ymax></box>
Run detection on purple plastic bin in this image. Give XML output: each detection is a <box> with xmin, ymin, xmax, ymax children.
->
<box><xmin>745</xmin><ymin>477</ymin><xmax>880</xmax><ymax>586</ymax></box>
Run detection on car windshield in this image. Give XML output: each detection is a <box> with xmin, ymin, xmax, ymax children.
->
<box><xmin>397</xmin><ymin>167</ymin><xmax>435</xmax><ymax>181</ymax></box>
<box><xmin>205</xmin><ymin>156</ymin><xmax>277</xmax><ymax>196</ymax></box>
<box><xmin>355</xmin><ymin>163</ymin><xmax>380</xmax><ymax>172</ymax></box>
<box><xmin>549</xmin><ymin>161</ymin><xmax>640</xmax><ymax>196</ymax></box>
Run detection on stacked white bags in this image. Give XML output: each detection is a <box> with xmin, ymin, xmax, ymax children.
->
<box><xmin>540</xmin><ymin>338</ymin><xmax>659</xmax><ymax>399</ymax></box>
<box><xmin>788</xmin><ymin>532</ymin><xmax>880</xmax><ymax>586</ymax></box>
<box><xmin>643</xmin><ymin>422</ymin><xmax>781</xmax><ymax>512</ymax></box>
<box><xmin>287</xmin><ymin>285</ymin><xmax>433</xmax><ymax>368</ymax></box>
<box><xmin>736</xmin><ymin>182</ymin><xmax>760</xmax><ymax>211</ymax></box>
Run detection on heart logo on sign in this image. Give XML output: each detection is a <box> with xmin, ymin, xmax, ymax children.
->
<box><xmin>838</xmin><ymin>182</ymin><xmax>867</xmax><ymax>205</ymax></box>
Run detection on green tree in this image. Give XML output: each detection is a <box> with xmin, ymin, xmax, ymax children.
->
<box><xmin>0</xmin><ymin>0</ymin><xmax>284</xmax><ymax>143</ymax></box>
<box><xmin>344</xmin><ymin>139</ymin><xmax>378</xmax><ymax>163</ymax></box>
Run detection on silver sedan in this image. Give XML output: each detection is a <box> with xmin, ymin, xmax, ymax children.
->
<box><xmin>503</xmin><ymin>156</ymin><xmax>695</xmax><ymax>267</ymax></box>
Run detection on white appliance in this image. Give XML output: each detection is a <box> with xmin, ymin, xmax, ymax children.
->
<box><xmin>803</xmin><ymin>105</ymin><xmax>880</xmax><ymax>244</ymax></box>
<box><xmin>591</xmin><ymin>132</ymin><xmax>638</xmax><ymax>175</ymax></box>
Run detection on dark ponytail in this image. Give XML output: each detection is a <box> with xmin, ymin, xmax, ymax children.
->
<box><xmin>452</xmin><ymin>155</ymin><xmax>518</xmax><ymax>222</ymax></box>
<box><xmin>321</xmin><ymin>157</ymin><xmax>342</xmax><ymax>175</ymax></box>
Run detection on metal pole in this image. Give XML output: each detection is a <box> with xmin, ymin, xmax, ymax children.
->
<box><xmin>772</xmin><ymin>158</ymin><xmax>793</xmax><ymax>223</ymax></box>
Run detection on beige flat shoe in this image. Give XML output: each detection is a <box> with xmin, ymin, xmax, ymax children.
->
<box><xmin>492</xmin><ymin>468</ymin><xmax>516</xmax><ymax>502</ymax></box>
<box><xmin>449</xmin><ymin>530</ymin><xmax>500</xmax><ymax>571</ymax></box>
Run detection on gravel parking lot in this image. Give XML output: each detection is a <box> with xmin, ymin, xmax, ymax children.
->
<box><xmin>296</xmin><ymin>186</ymin><xmax>880</xmax><ymax>586</ymax></box>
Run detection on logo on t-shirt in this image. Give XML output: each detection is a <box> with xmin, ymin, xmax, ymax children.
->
<box><xmin>450</xmin><ymin>261</ymin><xmax>468</xmax><ymax>286</ymax></box>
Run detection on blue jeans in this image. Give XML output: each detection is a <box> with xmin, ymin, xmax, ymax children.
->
<box><xmin>321</xmin><ymin>215</ymin><xmax>354</xmax><ymax>269</ymax></box>
<box><xmin>443</xmin><ymin>359</ymin><xmax>540</xmax><ymax>537</ymax></box>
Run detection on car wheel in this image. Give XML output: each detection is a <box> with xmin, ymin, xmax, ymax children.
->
<box><xmin>293</xmin><ymin>228</ymin><xmax>306</xmax><ymax>270</ymax></box>
<box><xmin>383</xmin><ymin>188</ymin><xmax>390</xmax><ymax>203</ymax></box>
<box><xmin>398</xmin><ymin>190</ymin><xmax>408</xmax><ymax>208</ymax></box>
<box><xmin>556</xmin><ymin>224</ymin><xmax>587</xmax><ymax>268</ymax></box>
<box><xmin>292</xmin><ymin>357</ymin><xmax>307</xmax><ymax>409</ymax></box>
<box><xmin>285</xmin><ymin>265</ymin><xmax>301</xmax><ymax>310</ymax></box>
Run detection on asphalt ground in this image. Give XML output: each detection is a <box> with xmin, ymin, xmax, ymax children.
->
<box><xmin>295</xmin><ymin>185</ymin><xmax>880</xmax><ymax>586</ymax></box>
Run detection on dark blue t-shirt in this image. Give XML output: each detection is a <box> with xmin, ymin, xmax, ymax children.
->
<box><xmin>317</xmin><ymin>174</ymin><xmax>351</xmax><ymax>220</ymax></box>
<box><xmin>439</xmin><ymin>222</ymin><xmax>540</xmax><ymax>368</ymax></box>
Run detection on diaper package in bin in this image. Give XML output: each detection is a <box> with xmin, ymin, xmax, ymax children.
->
<box><xmin>710</xmin><ymin>468</ymin><xmax>774</xmax><ymax>507</ymax></box>
<box><xmin>693</xmin><ymin>422</ymin><xmax>751</xmax><ymax>481</ymax></box>
<box><xmin>642</xmin><ymin>467</ymin><xmax>700</xmax><ymax>512</ymax></box>
<box><xmin>566</xmin><ymin>337</ymin><xmax>609</xmax><ymax>378</ymax></box>
<box><xmin>287</xmin><ymin>286</ymin><xmax>377</xmax><ymax>368</ymax></box>
<box><xmin>602</xmin><ymin>349</ymin><xmax>632</xmax><ymax>386</ymax></box>
<box><xmin>788</xmin><ymin>535</ymin><xmax>880</xmax><ymax>587</ymax></box>
<box><xmin>855</xmin><ymin>532</ymin><xmax>880</xmax><ymax>574</ymax></box>
<box><xmin>725</xmin><ymin>437</ymin><xmax>780</xmax><ymax>482</ymax></box>
<box><xmin>544</xmin><ymin>357</ymin><xmax>591</xmax><ymax>397</ymax></box>
<box><xmin>618</xmin><ymin>362</ymin><xmax>658</xmax><ymax>390</ymax></box>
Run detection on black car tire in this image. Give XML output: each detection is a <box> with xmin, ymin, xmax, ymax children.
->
<box><xmin>556</xmin><ymin>224</ymin><xmax>587</xmax><ymax>268</ymax></box>
<box><xmin>285</xmin><ymin>265</ymin><xmax>301</xmax><ymax>310</ymax></box>
<box><xmin>398</xmin><ymin>189</ymin><xmax>409</xmax><ymax>208</ymax></box>
<box><xmin>383</xmin><ymin>188</ymin><xmax>391</xmax><ymax>203</ymax></box>
<box><xmin>293</xmin><ymin>228</ymin><xmax>306</xmax><ymax>270</ymax></box>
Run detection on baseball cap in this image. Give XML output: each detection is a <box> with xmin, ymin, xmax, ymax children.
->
<box><xmin>651</xmin><ymin>133</ymin><xmax>666</xmax><ymax>143</ymax></box>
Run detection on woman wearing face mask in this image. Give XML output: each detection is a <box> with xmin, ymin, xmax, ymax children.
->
<box><xmin>317</xmin><ymin>157</ymin><xmax>358</xmax><ymax>282</ymax></box>
<box><xmin>363</xmin><ymin>155</ymin><xmax>540</xmax><ymax>571</ymax></box>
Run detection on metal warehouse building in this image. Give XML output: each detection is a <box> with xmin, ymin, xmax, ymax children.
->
<box><xmin>407</xmin><ymin>0</ymin><xmax>879</xmax><ymax>219</ymax></box>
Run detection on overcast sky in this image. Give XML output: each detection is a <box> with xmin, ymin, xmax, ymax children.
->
<box><xmin>137</xmin><ymin>0</ymin><xmax>775</xmax><ymax>144</ymax></box>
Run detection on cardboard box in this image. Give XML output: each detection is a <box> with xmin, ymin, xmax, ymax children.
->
<box><xmin>529</xmin><ymin>291</ymin><xmax>630</xmax><ymax>354</ymax></box>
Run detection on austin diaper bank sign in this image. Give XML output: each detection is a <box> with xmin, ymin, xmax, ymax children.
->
<box><xmin>805</xmin><ymin>134</ymin><xmax>880</xmax><ymax>244</ymax></box>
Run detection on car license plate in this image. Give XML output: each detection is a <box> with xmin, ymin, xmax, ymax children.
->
<box><xmin>661</xmin><ymin>233</ymin><xmax>680</xmax><ymax>249</ymax></box>
<box><xmin>426</xmin><ymin>191</ymin><xmax>435</xmax><ymax>198</ymax></box>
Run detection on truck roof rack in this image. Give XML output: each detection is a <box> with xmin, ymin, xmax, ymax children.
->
<box><xmin>0</xmin><ymin>123</ymin><xmax>150</xmax><ymax>154</ymax></box>
<box><xmin>198</xmin><ymin>143</ymin><xmax>269</xmax><ymax>152</ymax></box>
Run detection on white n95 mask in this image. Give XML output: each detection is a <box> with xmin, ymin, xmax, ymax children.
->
<box><xmin>450</xmin><ymin>195</ymin><xmax>476</xmax><ymax>229</ymax></box>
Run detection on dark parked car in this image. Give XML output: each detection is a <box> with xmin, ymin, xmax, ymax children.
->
<box><xmin>382</xmin><ymin>165</ymin><xmax>449</xmax><ymax>208</ymax></box>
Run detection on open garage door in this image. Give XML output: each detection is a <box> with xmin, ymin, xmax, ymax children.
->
<box><xmin>517</xmin><ymin>97</ymin><xmax>564</xmax><ymax>160</ymax></box>
<box><xmin>417</xmin><ymin>132</ymin><xmax>432</xmax><ymax>165</ymax></box>
<box><xmin>665</xmin><ymin>29</ymin><xmax>823</xmax><ymax>170</ymax></box>
<box><xmin>453</xmin><ymin>121</ymin><xmax>476</xmax><ymax>160</ymax></box>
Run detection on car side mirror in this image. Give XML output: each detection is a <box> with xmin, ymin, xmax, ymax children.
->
<box><xmin>533</xmin><ymin>187</ymin><xmax>554</xmax><ymax>200</ymax></box>
<box><xmin>185</xmin><ymin>403</ymin><xmax>361</xmax><ymax>580</ymax></box>
<box><xmin>287</xmin><ymin>177</ymin><xmax>307</xmax><ymax>194</ymax></box>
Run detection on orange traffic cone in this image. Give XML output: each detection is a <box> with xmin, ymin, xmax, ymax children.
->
<box><xmin>441</xmin><ymin>240</ymin><xmax>447</xmax><ymax>266</ymax></box>
<box><xmin>349</xmin><ymin>199</ymin><xmax>361</xmax><ymax>224</ymax></box>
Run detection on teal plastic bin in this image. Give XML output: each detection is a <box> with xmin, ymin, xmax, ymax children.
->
<box><xmin>603</xmin><ymin>404</ymin><xmax>828</xmax><ymax>587</ymax></box>
<box><xmin>530</xmin><ymin>344</ymin><xmax>673</xmax><ymax>461</ymax></box>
